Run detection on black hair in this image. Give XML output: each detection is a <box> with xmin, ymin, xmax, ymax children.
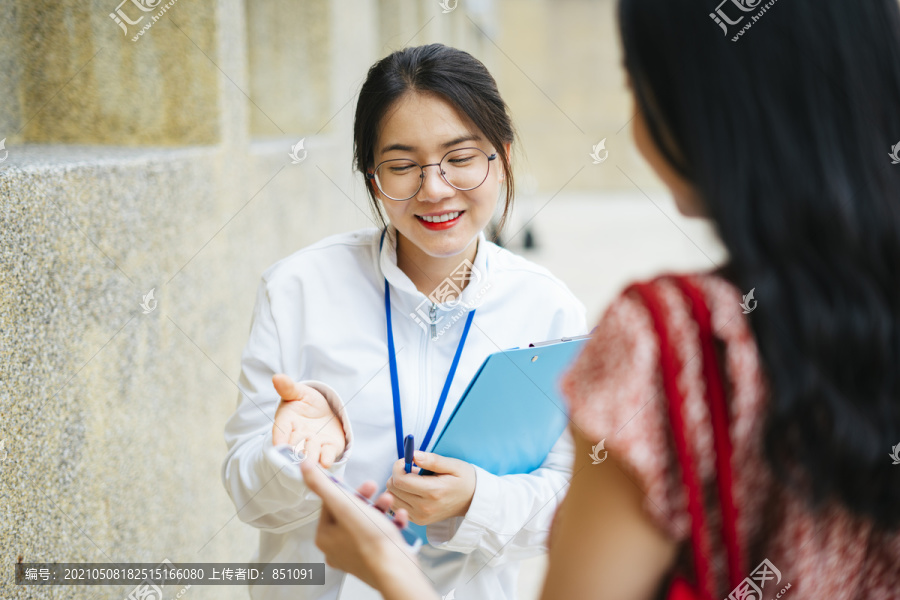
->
<box><xmin>353</xmin><ymin>43</ymin><xmax>515</xmax><ymax>232</ymax></box>
<box><xmin>619</xmin><ymin>0</ymin><xmax>900</xmax><ymax>527</ymax></box>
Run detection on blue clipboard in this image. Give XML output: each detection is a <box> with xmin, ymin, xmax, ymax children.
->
<box><xmin>421</xmin><ymin>334</ymin><xmax>591</xmax><ymax>476</ymax></box>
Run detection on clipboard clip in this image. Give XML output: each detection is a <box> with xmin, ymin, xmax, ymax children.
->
<box><xmin>528</xmin><ymin>333</ymin><xmax>593</xmax><ymax>348</ymax></box>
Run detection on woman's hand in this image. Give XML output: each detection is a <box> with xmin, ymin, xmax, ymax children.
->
<box><xmin>386</xmin><ymin>451</ymin><xmax>476</xmax><ymax>526</ymax></box>
<box><xmin>300</xmin><ymin>459</ymin><xmax>438</xmax><ymax>600</ymax></box>
<box><xmin>271</xmin><ymin>374</ymin><xmax>346</xmax><ymax>468</ymax></box>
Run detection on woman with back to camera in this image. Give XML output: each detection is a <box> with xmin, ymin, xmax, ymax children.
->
<box><xmin>300</xmin><ymin>0</ymin><xmax>900</xmax><ymax>598</ymax></box>
<box><xmin>221</xmin><ymin>44</ymin><xmax>586</xmax><ymax>600</ymax></box>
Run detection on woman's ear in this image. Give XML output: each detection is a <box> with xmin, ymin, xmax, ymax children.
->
<box><xmin>499</xmin><ymin>142</ymin><xmax>512</xmax><ymax>181</ymax></box>
<box><xmin>367</xmin><ymin>170</ymin><xmax>383</xmax><ymax>200</ymax></box>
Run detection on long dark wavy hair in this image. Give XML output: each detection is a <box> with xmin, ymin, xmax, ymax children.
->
<box><xmin>353</xmin><ymin>44</ymin><xmax>516</xmax><ymax>232</ymax></box>
<box><xmin>619</xmin><ymin>0</ymin><xmax>900</xmax><ymax>527</ymax></box>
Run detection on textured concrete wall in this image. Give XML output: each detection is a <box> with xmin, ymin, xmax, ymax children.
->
<box><xmin>0</xmin><ymin>1</ymin><xmax>660</xmax><ymax>599</ymax></box>
<box><xmin>7</xmin><ymin>0</ymin><xmax>221</xmax><ymax>145</ymax></box>
<box><xmin>0</xmin><ymin>1</ymin><xmax>380</xmax><ymax>598</ymax></box>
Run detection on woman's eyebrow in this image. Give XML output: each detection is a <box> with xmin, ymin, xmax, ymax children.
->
<box><xmin>381</xmin><ymin>143</ymin><xmax>415</xmax><ymax>153</ymax></box>
<box><xmin>440</xmin><ymin>134</ymin><xmax>481</xmax><ymax>148</ymax></box>
<box><xmin>379</xmin><ymin>134</ymin><xmax>482</xmax><ymax>154</ymax></box>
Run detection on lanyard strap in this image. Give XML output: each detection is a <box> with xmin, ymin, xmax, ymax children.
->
<box><xmin>379</xmin><ymin>230</ymin><xmax>478</xmax><ymax>459</ymax></box>
<box><xmin>384</xmin><ymin>278</ymin><xmax>475</xmax><ymax>459</ymax></box>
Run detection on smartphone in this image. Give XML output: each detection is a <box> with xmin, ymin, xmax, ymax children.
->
<box><xmin>273</xmin><ymin>444</ymin><xmax>423</xmax><ymax>551</ymax></box>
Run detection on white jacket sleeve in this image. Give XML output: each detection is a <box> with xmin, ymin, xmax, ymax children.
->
<box><xmin>221</xmin><ymin>277</ymin><xmax>355</xmax><ymax>533</ymax></box>
<box><xmin>425</xmin><ymin>427</ymin><xmax>574</xmax><ymax>566</ymax></box>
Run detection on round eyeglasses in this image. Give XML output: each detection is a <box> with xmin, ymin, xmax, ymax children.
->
<box><xmin>366</xmin><ymin>147</ymin><xmax>498</xmax><ymax>201</ymax></box>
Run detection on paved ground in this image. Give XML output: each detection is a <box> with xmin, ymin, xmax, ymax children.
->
<box><xmin>504</xmin><ymin>191</ymin><xmax>728</xmax><ymax>598</ymax></box>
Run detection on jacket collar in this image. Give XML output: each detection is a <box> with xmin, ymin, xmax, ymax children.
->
<box><xmin>377</xmin><ymin>225</ymin><xmax>491</xmax><ymax>313</ymax></box>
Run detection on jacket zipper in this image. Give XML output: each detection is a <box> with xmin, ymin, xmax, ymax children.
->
<box><xmin>429</xmin><ymin>302</ymin><xmax>438</xmax><ymax>341</ymax></box>
<box><xmin>416</xmin><ymin>304</ymin><xmax>433</xmax><ymax>443</ymax></box>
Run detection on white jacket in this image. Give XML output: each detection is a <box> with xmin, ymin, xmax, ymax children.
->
<box><xmin>222</xmin><ymin>227</ymin><xmax>586</xmax><ymax>600</ymax></box>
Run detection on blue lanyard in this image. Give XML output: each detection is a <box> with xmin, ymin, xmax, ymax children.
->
<box><xmin>381</xmin><ymin>232</ymin><xmax>476</xmax><ymax>460</ymax></box>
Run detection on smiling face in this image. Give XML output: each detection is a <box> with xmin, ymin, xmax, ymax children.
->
<box><xmin>371</xmin><ymin>92</ymin><xmax>505</xmax><ymax>259</ymax></box>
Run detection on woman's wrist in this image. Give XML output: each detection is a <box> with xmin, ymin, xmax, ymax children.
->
<box><xmin>370</xmin><ymin>555</ymin><xmax>404</xmax><ymax>588</ymax></box>
<box><xmin>370</xmin><ymin>549</ymin><xmax>434</xmax><ymax>600</ymax></box>
<box><xmin>454</xmin><ymin>464</ymin><xmax>477</xmax><ymax>517</ymax></box>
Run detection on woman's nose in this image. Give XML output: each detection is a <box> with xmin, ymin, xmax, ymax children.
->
<box><xmin>416</xmin><ymin>164</ymin><xmax>455</xmax><ymax>202</ymax></box>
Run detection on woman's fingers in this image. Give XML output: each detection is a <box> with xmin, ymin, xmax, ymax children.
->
<box><xmin>386</xmin><ymin>493</ymin><xmax>414</xmax><ymax>516</ymax></box>
<box><xmin>301</xmin><ymin>460</ymin><xmax>348</xmax><ymax>514</ymax></box>
<box><xmin>301</xmin><ymin>462</ymin><xmax>376</xmax><ymax>527</ymax></box>
<box><xmin>301</xmin><ymin>458</ymin><xmax>417</xmax><ymax>589</ymax></box>
<box><xmin>357</xmin><ymin>481</ymin><xmax>378</xmax><ymax>500</ymax></box>
<box><xmin>388</xmin><ymin>460</ymin><xmax>428</xmax><ymax>496</ymax></box>
<box><xmin>412</xmin><ymin>451</ymin><xmax>462</xmax><ymax>475</ymax></box>
<box><xmin>372</xmin><ymin>491</ymin><xmax>394</xmax><ymax>513</ymax></box>
<box><xmin>305</xmin><ymin>438</ymin><xmax>322</xmax><ymax>466</ymax></box>
<box><xmin>320</xmin><ymin>444</ymin><xmax>337</xmax><ymax>468</ymax></box>
<box><xmin>272</xmin><ymin>374</ymin><xmax>302</xmax><ymax>401</ymax></box>
<box><xmin>273</xmin><ymin>413</ymin><xmax>304</xmax><ymax>446</ymax></box>
<box><xmin>392</xmin><ymin>508</ymin><xmax>410</xmax><ymax>529</ymax></box>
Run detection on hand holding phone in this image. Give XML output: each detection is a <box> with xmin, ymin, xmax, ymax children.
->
<box><xmin>272</xmin><ymin>444</ymin><xmax>423</xmax><ymax>551</ymax></box>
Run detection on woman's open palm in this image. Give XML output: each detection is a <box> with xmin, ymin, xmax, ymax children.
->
<box><xmin>271</xmin><ymin>374</ymin><xmax>346</xmax><ymax>468</ymax></box>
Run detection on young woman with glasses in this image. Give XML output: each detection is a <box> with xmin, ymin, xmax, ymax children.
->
<box><xmin>296</xmin><ymin>0</ymin><xmax>900</xmax><ymax>598</ymax></box>
<box><xmin>221</xmin><ymin>44</ymin><xmax>586</xmax><ymax>600</ymax></box>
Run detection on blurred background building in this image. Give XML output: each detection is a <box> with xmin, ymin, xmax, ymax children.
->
<box><xmin>0</xmin><ymin>1</ymin><xmax>725</xmax><ymax>598</ymax></box>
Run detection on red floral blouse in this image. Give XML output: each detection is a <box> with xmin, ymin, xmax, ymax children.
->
<box><xmin>560</xmin><ymin>273</ymin><xmax>900</xmax><ymax>599</ymax></box>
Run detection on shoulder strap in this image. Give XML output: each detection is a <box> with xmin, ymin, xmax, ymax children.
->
<box><xmin>672</xmin><ymin>275</ymin><xmax>743</xmax><ymax>590</ymax></box>
<box><xmin>628</xmin><ymin>275</ymin><xmax>743</xmax><ymax>598</ymax></box>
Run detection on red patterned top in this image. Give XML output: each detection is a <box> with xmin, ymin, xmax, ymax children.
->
<box><xmin>560</xmin><ymin>273</ymin><xmax>900</xmax><ymax>600</ymax></box>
